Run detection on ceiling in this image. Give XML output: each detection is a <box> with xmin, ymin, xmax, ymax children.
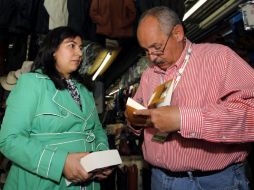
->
<box><xmin>184</xmin><ymin>0</ymin><xmax>246</xmax><ymax>41</ymax></box>
<box><xmin>99</xmin><ymin>0</ymin><xmax>247</xmax><ymax>90</ymax></box>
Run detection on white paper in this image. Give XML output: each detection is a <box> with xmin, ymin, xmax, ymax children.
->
<box><xmin>80</xmin><ymin>149</ymin><xmax>122</xmax><ymax>172</ymax></box>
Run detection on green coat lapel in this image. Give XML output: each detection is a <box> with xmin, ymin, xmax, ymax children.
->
<box><xmin>52</xmin><ymin>89</ymin><xmax>85</xmax><ymax>121</ymax></box>
<box><xmin>35</xmin><ymin>72</ymin><xmax>94</xmax><ymax>121</ymax></box>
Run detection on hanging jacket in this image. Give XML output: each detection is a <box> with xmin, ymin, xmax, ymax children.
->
<box><xmin>89</xmin><ymin>0</ymin><xmax>136</xmax><ymax>38</ymax></box>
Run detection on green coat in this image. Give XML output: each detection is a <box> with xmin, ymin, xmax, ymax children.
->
<box><xmin>0</xmin><ymin>73</ymin><xmax>109</xmax><ymax>190</ymax></box>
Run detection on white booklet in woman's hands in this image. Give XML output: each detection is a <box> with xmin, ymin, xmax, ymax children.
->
<box><xmin>66</xmin><ymin>149</ymin><xmax>122</xmax><ymax>186</ymax></box>
<box><xmin>80</xmin><ymin>149</ymin><xmax>122</xmax><ymax>172</ymax></box>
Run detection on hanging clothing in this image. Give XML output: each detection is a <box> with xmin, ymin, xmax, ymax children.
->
<box><xmin>34</xmin><ymin>0</ymin><xmax>49</xmax><ymax>34</ymax></box>
<box><xmin>89</xmin><ymin>0</ymin><xmax>136</xmax><ymax>38</ymax></box>
<box><xmin>44</xmin><ymin>0</ymin><xmax>69</xmax><ymax>30</ymax></box>
<box><xmin>67</xmin><ymin>0</ymin><xmax>96</xmax><ymax>40</ymax></box>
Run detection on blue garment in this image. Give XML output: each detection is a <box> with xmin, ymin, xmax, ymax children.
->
<box><xmin>151</xmin><ymin>163</ymin><xmax>250</xmax><ymax>190</ymax></box>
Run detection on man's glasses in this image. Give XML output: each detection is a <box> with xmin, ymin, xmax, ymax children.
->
<box><xmin>144</xmin><ymin>27</ymin><xmax>174</xmax><ymax>57</ymax></box>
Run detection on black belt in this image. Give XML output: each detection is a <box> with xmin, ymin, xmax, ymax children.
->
<box><xmin>158</xmin><ymin>163</ymin><xmax>244</xmax><ymax>178</ymax></box>
<box><xmin>160</xmin><ymin>168</ymin><xmax>221</xmax><ymax>178</ymax></box>
<box><xmin>158</xmin><ymin>162</ymin><xmax>245</xmax><ymax>178</ymax></box>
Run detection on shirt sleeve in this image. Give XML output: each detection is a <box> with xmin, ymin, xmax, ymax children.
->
<box><xmin>180</xmin><ymin>47</ymin><xmax>254</xmax><ymax>143</ymax></box>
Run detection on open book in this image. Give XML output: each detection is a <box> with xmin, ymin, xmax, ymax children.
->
<box><xmin>126</xmin><ymin>97</ymin><xmax>147</xmax><ymax>125</ymax></box>
<box><xmin>126</xmin><ymin>80</ymin><xmax>173</xmax><ymax>125</ymax></box>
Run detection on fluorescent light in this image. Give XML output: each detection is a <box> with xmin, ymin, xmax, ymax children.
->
<box><xmin>108</xmin><ymin>89</ymin><xmax>120</xmax><ymax>96</ymax></box>
<box><xmin>199</xmin><ymin>0</ymin><xmax>238</xmax><ymax>29</ymax></box>
<box><xmin>222</xmin><ymin>29</ymin><xmax>233</xmax><ymax>37</ymax></box>
<box><xmin>183</xmin><ymin>0</ymin><xmax>208</xmax><ymax>21</ymax></box>
<box><xmin>92</xmin><ymin>52</ymin><xmax>112</xmax><ymax>81</ymax></box>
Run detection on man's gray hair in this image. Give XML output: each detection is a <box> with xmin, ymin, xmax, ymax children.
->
<box><xmin>139</xmin><ymin>6</ymin><xmax>182</xmax><ymax>35</ymax></box>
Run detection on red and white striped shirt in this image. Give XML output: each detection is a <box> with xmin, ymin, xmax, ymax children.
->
<box><xmin>133</xmin><ymin>39</ymin><xmax>254</xmax><ymax>171</ymax></box>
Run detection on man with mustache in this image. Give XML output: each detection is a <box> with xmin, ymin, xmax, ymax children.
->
<box><xmin>126</xmin><ymin>6</ymin><xmax>254</xmax><ymax>190</ymax></box>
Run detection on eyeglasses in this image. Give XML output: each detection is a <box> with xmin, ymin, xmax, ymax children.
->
<box><xmin>143</xmin><ymin>25</ymin><xmax>176</xmax><ymax>57</ymax></box>
<box><xmin>144</xmin><ymin>33</ymin><xmax>171</xmax><ymax>56</ymax></box>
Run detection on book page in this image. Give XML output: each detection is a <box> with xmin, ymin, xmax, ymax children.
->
<box><xmin>126</xmin><ymin>97</ymin><xmax>146</xmax><ymax>110</ymax></box>
<box><xmin>148</xmin><ymin>80</ymin><xmax>173</xmax><ymax>108</ymax></box>
<box><xmin>157</xmin><ymin>79</ymin><xmax>174</xmax><ymax>107</ymax></box>
<box><xmin>126</xmin><ymin>97</ymin><xmax>147</xmax><ymax>125</ymax></box>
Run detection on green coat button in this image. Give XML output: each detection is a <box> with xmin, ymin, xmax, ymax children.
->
<box><xmin>60</xmin><ymin>109</ymin><xmax>68</xmax><ymax>116</ymax></box>
<box><xmin>85</xmin><ymin>132</ymin><xmax>95</xmax><ymax>143</ymax></box>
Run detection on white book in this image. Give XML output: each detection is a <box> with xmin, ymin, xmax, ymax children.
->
<box><xmin>80</xmin><ymin>149</ymin><xmax>122</xmax><ymax>172</ymax></box>
<box><xmin>65</xmin><ymin>149</ymin><xmax>122</xmax><ymax>186</ymax></box>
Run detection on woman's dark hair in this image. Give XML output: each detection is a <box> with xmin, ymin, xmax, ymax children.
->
<box><xmin>31</xmin><ymin>26</ymin><xmax>93</xmax><ymax>91</ymax></box>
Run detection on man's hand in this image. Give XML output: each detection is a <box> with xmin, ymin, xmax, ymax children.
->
<box><xmin>124</xmin><ymin>109</ymin><xmax>150</xmax><ymax>130</ymax></box>
<box><xmin>133</xmin><ymin>106</ymin><xmax>180</xmax><ymax>133</ymax></box>
<box><xmin>63</xmin><ymin>152</ymin><xmax>93</xmax><ymax>183</ymax></box>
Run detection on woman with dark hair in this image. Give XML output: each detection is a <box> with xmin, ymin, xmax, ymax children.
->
<box><xmin>0</xmin><ymin>26</ymin><xmax>111</xmax><ymax>190</ymax></box>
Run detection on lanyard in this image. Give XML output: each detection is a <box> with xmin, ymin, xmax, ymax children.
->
<box><xmin>158</xmin><ymin>43</ymin><xmax>192</xmax><ymax>107</ymax></box>
<box><xmin>173</xmin><ymin>43</ymin><xmax>192</xmax><ymax>90</ymax></box>
<box><xmin>153</xmin><ymin>43</ymin><xmax>193</xmax><ymax>142</ymax></box>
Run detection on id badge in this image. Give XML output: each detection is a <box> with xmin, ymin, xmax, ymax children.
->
<box><xmin>152</xmin><ymin>132</ymin><xmax>168</xmax><ymax>143</ymax></box>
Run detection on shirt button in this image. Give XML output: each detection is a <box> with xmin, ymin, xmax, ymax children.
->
<box><xmin>190</xmin><ymin>132</ymin><xmax>196</xmax><ymax>137</ymax></box>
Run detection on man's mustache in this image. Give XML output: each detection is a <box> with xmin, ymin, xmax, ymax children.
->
<box><xmin>152</xmin><ymin>58</ymin><xmax>165</xmax><ymax>65</ymax></box>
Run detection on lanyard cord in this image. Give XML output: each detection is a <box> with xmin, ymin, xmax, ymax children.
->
<box><xmin>173</xmin><ymin>43</ymin><xmax>192</xmax><ymax>90</ymax></box>
<box><xmin>155</xmin><ymin>44</ymin><xmax>193</xmax><ymax>107</ymax></box>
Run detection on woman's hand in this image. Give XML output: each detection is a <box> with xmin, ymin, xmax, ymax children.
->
<box><xmin>63</xmin><ymin>152</ymin><xmax>93</xmax><ymax>183</ymax></box>
<box><xmin>93</xmin><ymin>167</ymin><xmax>113</xmax><ymax>180</ymax></box>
